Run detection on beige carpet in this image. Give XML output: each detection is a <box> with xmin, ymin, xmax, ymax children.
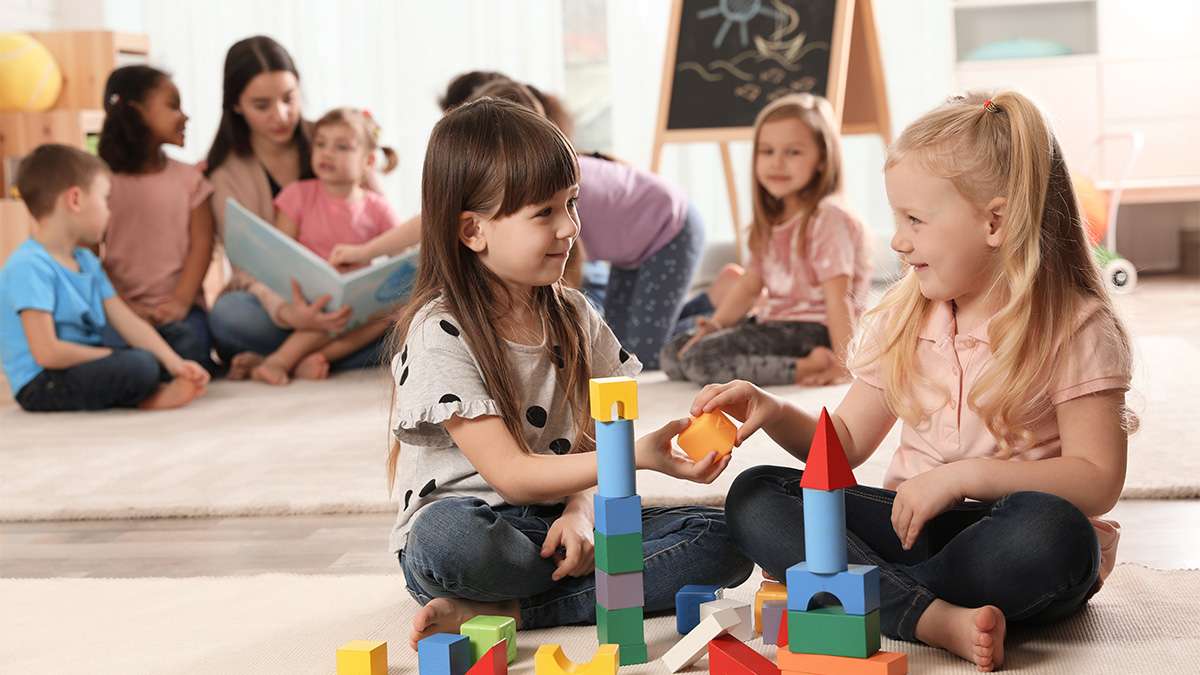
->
<box><xmin>0</xmin><ymin>334</ymin><xmax>1193</xmax><ymax>522</ymax></box>
<box><xmin>0</xmin><ymin>564</ymin><xmax>1194</xmax><ymax>674</ymax></box>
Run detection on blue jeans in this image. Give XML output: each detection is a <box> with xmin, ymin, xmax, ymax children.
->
<box><xmin>101</xmin><ymin>305</ymin><xmax>216</xmax><ymax>374</ymax></box>
<box><xmin>726</xmin><ymin>466</ymin><xmax>1101</xmax><ymax>643</ymax></box>
<box><xmin>207</xmin><ymin>291</ymin><xmax>385</xmax><ymax>371</ymax></box>
<box><xmin>16</xmin><ymin>348</ymin><xmax>162</xmax><ymax>411</ymax></box>
<box><xmin>399</xmin><ymin>497</ymin><xmax>754</xmax><ymax>629</ymax></box>
<box><xmin>603</xmin><ymin>204</ymin><xmax>705</xmax><ymax>370</ymax></box>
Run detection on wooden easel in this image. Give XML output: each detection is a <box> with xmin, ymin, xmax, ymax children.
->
<box><xmin>650</xmin><ymin>0</ymin><xmax>891</xmax><ymax>260</ymax></box>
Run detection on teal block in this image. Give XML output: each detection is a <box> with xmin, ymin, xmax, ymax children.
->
<box><xmin>787</xmin><ymin>607</ymin><xmax>880</xmax><ymax>658</ymax></box>
<box><xmin>596</xmin><ymin>604</ymin><xmax>645</xmax><ymax>645</ymax></box>
<box><xmin>616</xmin><ymin>642</ymin><xmax>648</xmax><ymax>666</ymax></box>
<box><xmin>594</xmin><ymin>530</ymin><xmax>643</xmax><ymax>574</ymax></box>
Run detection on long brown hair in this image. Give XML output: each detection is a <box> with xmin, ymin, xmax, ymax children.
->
<box><xmin>748</xmin><ymin>93</ymin><xmax>843</xmax><ymax>260</ymax></box>
<box><xmin>313</xmin><ymin>107</ymin><xmax>399</xmax><ymax>174</ymax></box>
<box><xmin>387</xmin><ymin>98</ymin><xmax>590</xmax><ymax>489</ymax></box>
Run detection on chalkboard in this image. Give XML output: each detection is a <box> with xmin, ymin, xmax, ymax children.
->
<box><xmin>666</xmin><ymin>0</ymin><xmax>839</xmax><ymax>131</ymax></box>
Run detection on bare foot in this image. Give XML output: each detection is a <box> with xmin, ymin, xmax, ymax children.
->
<box><xmin>138</xmin><ymin>378</ymin><xmax>205</xmax><ymax>410</ymax></box>
<box><xmin>409</xmin><ymin>597</ymin><xmax>520</xmax><ymax>652</ymax></box>
<box><xmin>294</xmin><ymin>353</ymin><xmax>331</xmax><ymax>380</ymax></box>
<box><xmin>227</xmin><ymin>352</ymin><xmax>263</xmax><ymax>381</ymax></box>
<box><xmin>251</xmin><ymin>358</ymin><xmax>291</xmax><ymax>386</ymax></box>
<box><xmin>915</xmin><ymin>599</ymin><xmax>1006</xmax><ymax>671</ymax></box>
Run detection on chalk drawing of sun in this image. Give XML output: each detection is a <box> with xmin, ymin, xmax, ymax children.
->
<box><xmin>697</xmin><ymin>0</ymin><xmax>785</xmax><ymax>49</ymax></box>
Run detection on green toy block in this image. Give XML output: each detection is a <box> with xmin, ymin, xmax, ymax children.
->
<box><xmin>616</xmin><ymin>642</ymin><xmax>648</xmax><ymax>666</ymax></box>
<box><xmin>787</xmin><ymin>607</ymin><xmax>881</xmax><ymax>658</ymax></box>
<box><xmin>596</xmin><ymin>604</ymin><xmax>645</xmax><ymax>645</ymax></box>
<box><xmin>594</xmin><ymin>530</ymin><xmax>643</xmax><ymax>574</ymax></box>
<box><xmin>460</xmin><ymin>614</ymin><xmax>517</xmax><ymax>664</ymax></box>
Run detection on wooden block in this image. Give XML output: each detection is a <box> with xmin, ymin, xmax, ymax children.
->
<box><xmin>777</xmin><ymin>650</ymin><xmax>907</xmax><ymax>675</ymax></box>
<box><xmin>798</xmin><ymin>408</ymin><xmax>857</xmax><ymax>490</ymax></box>
<box><xmin>589</xmin><ymin>376</ymin><xmax>638</xmax><ymax>421</ymax></box>
<box><xmin>466</xmin><ymin>640</ymin><xmax>508</xmax><ymax>675</ymax></box>
<box><xmin>754</xmin><ymin>581</ymin><xmax>788</xmax><ymax>634</ymax></box>
<box><xmin>595</xmin><ymin>569</ymin><xmax>644</xmax><ymax>610</ymax></box>
<box><xmin>594</xmin><ymin>530</ymin><xmax>642</xmax><ymax>574</ymax></box>
<box><xmin>336</xmin><ymin>640</ymin><xmax>386</xmax><ymax>675</ymax></box>
<box><xmin>596</xmin><ymin>604</ymin><xmax>644</xmax><ymax>646</ymax></box>
<box><xmin>675</xmin><ymin>583</ymin><xmax>723</xmax><ymax>635</ymax></box>
<box><xmin>786</xmin><ymin>563</ymin><xmax>880</xmax><ymax>615</ymax></box>
<box><xmin>677</xmin><ymin>410</ymin><xmax>737</xmax><ymax>461</ymax></box>
<box><xmin>787</xmin><ymin>607</ymin><xmax>880</xmax><ymax>659</ymax></box>
<box><xmin>595</xmin><ymin>419</ymin><xmax>635</xmax><ymax>498</ymax></box>
<box><xmin>761</xmin><ymin>601</ymin><xmax>786</xmax><ymax>646</ymax></box>
<box><xmin>701</xmin><ymin>598</ymin><xmax>754</xmax><ymax>641</ymax></box>
<box><xmin>707</xmin><ymin>635</ymin><xmax>780</xmax><ymax>675</ymax></box>
<box><xmin>594</xmin><ymin>494</ymin><xmax>641</xmax><ymax>536</ymax></box>
<box><xmin>535</xmin><ymin>643</ymin><xmax>619</xmax><ymax>675</ymax></box>
<box><xmin>800</xmin><ymin>488</ymin><xmax>849</xmax><ymax>573</ymax></box>
<box><xmin>776</xmin><ymin>609</ymin><xmax>788</xmax><ymax>647</ymax></box>
<box><xmin>418</xmin><ymin>633</ymin><xmax>473</xmax><ymax>675</ymax></box>
<box><xmin>615</xmin><ymin>642</ymin><xmax>648</xmax><ymax>666</ymax></box>
<box><xmin>460</xmin><ymin>615</ymin><xmax>516</xmax><ymax>664</ymax></box>
<box><xmin>661</xmin><ymin>605</ymin><xmax>742</xmax><ymax>672</ymax></box>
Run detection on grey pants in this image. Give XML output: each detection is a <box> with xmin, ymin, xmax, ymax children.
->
<box><xmin>660</xmin><ymin>317</ymin><xmax>831</xmax><ymax>386</ymax></box>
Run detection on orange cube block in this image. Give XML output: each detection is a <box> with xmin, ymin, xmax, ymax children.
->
<box><xmin>778</xmin><ymin>650</ymin><xmax>907</xmax><ymax>675</ymax></box>
<box><xmin>753</xmin><ymin>581</ymin><xmax>788</xmax><ymax>635</ymax></box>
<box><xmin>677</xmin><ymin>411</ymin><xmax>737</xmax><ymax>461</ymax></box>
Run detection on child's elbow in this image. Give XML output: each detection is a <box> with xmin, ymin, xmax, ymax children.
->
<box><xmin>29</xmin><ymin>345</ymin><xmax>59</xmax><ymax>369</ymax></box>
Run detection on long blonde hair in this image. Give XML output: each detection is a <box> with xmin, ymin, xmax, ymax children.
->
<box><xmin>386</xmin><ymin>98</ymin><xmax>591</xmax><ymax>490</ymax></box>
<box><xmin>853</xmin><ymin>90</ymin><xmax>1135</xmax><ymax>452</ymax></box>
<box><xmin>748</xmin><ymin>93</ymin><xmax>844</xmax><ymax>260</ymax></box>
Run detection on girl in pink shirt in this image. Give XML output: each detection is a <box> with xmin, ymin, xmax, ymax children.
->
<box><xmin>661</xmin><ymin>94</ymin><xmax>872</xmax><ymax>387</ymax></box>
<box><xmin>98</xmin><ymin>66</ymin><xmax>216</xmax><ymax>372</ymax></box>
<box><xmin>231</xmin><ymin>108</ymin><xmax>412</xmax><ymax>385</ymax></box>
<box><xmin>696</xmin><ymin>91</ymin><xmax>1135</xmax><ymax>671</ymax></box>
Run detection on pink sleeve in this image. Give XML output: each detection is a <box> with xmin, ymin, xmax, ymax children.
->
<box><xmin>273</xmin><ymin>182</ymin><xmax>306</xmax><ymax>223</ymax></box>
<box><xmin>188</xmin><ymin>166</ymin><xmax>215</xmax><ymax>210</ymax></box>
<box><xmin>807</xmin><ymin>205</ymin><xmax>858</xmax><ymax>284</ymax></box>
<box><xmin>1050</xmin><ymin>305</ymin><xmax>1132</xmax><ymax>405</ymax></box>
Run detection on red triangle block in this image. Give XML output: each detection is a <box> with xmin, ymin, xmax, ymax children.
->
<box><xmin>707</xmin><ymin>635</ymin><xmax>780</xmax><ymax>675</ymax></box>
<box><xmin>799</xmin><ymin>408</ymin><xmax>857</xmax><ymax>491</ymax></box>
<box><xmin>466</xmin><ymin>640</ymin><xmax>508</xmax><ymax>675</ymax></box>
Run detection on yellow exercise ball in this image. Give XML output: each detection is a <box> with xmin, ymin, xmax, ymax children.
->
<box><xmin>0</xmin><ymin>33</ymin><xmax>63</xmax><ymax>112</ymax></box>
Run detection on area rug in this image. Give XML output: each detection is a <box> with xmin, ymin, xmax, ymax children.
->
<box><xmin>0</xmin><ymin>565</ymin><xmax>1194</xmax><ymax>674</ymax></box>
<box><xmin>0</xmin><ymin>334</ymin><xmax>1193</xmax><ymax>522</ymax></box>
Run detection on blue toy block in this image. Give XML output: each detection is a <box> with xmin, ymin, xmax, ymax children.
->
<box><xmin>596</xmin><ymin>419</ymin><xmax>636</xmax><ymax>498</ymax></box>
<box><xmin>802</xmin><ymin>487</ymin><xmax>847</xmax><ymax>573</ymax></box>
<box><xmin>786</xmin><ymin>562</ymin><xmax>880</xmax><ymax>615</ymax></box>
<box><xmin>674</xmin><ymin>584</ymin><xmax>723</xmax><ymax>635</ymax></box>
<box><xmin>418</xmin><ymin>633</ymin><xmax>473</xmax><ymax>675</ymax></box>
<box><xmin>594</xmin><ymin>494</ymin><xmax>642</xmax><ymax>536</ymax></box>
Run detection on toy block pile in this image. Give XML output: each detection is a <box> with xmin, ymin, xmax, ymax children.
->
<box><xmin>416</xmin><ymin>615</ymin><xmax>515</xmax><ymax>675</ymax></box>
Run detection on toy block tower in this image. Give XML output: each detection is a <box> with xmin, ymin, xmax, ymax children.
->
<box><xmin>589</xmin><ymin>376</ymin><xmax>648</xmax><ymax>666</ymax></box>
<box><xmin>778</xmin><ymin>408</ymin><xmax>908</xmax><ymax>675</ymax></box>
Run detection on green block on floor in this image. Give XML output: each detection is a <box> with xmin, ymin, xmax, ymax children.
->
<box><xmin>616</xmin><ymin>642</ymin><xmax>648</xmax><ymax>665</ymax></box>
<box><xmin>596</xmin><ymin>604</ymin><xmax>645</xmax><ymax>646</ymax></box>
<box><xmin>460</xmin><ymin>614</ymin><xmax>517</xmax><ymax>663</ymax></box>
<box><xmin>787</xmin><ymin>607</ymin><xmax>881</xmax><ymax>658</ymax></box>
<box><xmin>594</xmin><ymin>530</ymin><xmax>643</xmax><ymax>574</ymax></box>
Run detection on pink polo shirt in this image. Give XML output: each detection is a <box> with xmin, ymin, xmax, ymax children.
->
<box><xmin>852</xmin><ymin>296</ymin><xmax>1131</xmax><ymax>581</ymax></box>
<box><xmin>274</xmin><ymin>179</ymin><xmax>399</xmax><ymax>261</ymax></box>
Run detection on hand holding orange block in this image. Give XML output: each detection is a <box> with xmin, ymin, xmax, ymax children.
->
<box><xmin>677</xmin><ymin>411</ymin><xmax>737</xmax><ymax>462</ymax></box>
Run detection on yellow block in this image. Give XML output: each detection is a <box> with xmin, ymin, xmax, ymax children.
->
<box><xmin>677</xmin><ymin>411</ymin><xmax>736</xmax><ymax>461</ymax></box>
<box><xmin>589</xmin><ymin>377</ymin><xmax>638</xmax><ymax>422</ymax></box>
<box><xmin>336</xmin><ymin>640</ymin><xmax>387</xmax><ymax>675</ymax></box>
<box><xmin>754</xmin><ymin>580</ymin><xmax>788</xmax><ymax>635</ymax></box>
<box><xmin>535</xmin><ymin>643</ymin><xmax>619</xmax><ymax>675</ymax></box>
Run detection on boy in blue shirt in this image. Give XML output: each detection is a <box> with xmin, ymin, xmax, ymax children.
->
<box><xmin>0</xmin><ymin>144</ymin><xmax>209</xmax><ymax>411</ymax></box>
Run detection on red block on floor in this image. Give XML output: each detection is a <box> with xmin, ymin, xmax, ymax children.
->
<box><xmin>708</xmin><ymin>635</ymin><xmax>780</xmax><ymax>675</ymax></box>
<box><xmin>778</xmin><ymin>650</ymin><xmax>907</xmax><ymax>675</ymax></box>
<box><xmin>466</xmin><ymin>640</ymin><xmax>508</xmax><ymax>675</ymax></box>
<box><xmin>776</xmin><ymin>612</ymin><xmax>788</xmax><ymax>647</ymax></box>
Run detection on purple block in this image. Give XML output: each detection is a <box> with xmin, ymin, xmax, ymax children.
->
<box><xmin>596</xmin><ymin>569</ymin><xmax>644</xmax><ymax>610</ymax></box>
<box><xmin>761</xmin><ymin>600</ymin><xmax>786</xmax><ymax>645</ymax></box>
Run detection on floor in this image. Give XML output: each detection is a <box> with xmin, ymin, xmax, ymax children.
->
<box><xmin>2</xmin><ymin>275</ymin><xmax>1198</xmax><ymax>579</ymax></box>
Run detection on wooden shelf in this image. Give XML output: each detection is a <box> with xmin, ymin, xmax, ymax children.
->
<box><xmin>28</xmin><ymin>31</ymin><xmax>150</xmax><ymax>111</ymax></box>
<box><xmin>1</xmin><ymin>198</ymin><xmax>34</xmax><ymax>266</ymax></box>
<box><xmin>0</xmin><ymin>109</ymin><xmax>104</xmax><ymax>191</ymax></box>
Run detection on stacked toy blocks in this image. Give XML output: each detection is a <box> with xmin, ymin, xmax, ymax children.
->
<box><xmin>417</xmin><ymin>615</ymin><xmax>515</xmax><ymax>675</ymax></box>
<box><xmin>589</xmin><ymin>376</ymin><xmax>648</xmax><ymax>666</ymax></box>
<box><xmin>778</xmin><ymin>408</ymin><xmax>907</xmax><ymax>675</ymax></box>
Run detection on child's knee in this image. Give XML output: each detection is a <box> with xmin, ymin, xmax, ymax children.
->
<box><xmin>996</xmin><ymin>491</ymin><xmax>1098</xmax><ymax>581</ymax></box>
<box><xmin>726</xmin><ymin>466</ymin><xmax>801</xmax><ymax>540</ymax></box>
<box><xmin>120</xmin><ymin>349</ymin><xmax>162</xmax><ymax>392</ymax></box>
<box><xmin>405</xmin><ymin>498</ymin><xmax>500</xmax><ymax>573</ymax></box>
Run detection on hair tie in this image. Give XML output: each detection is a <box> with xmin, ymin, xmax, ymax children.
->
<box><xmin>107</xmin><ymin>93</ymin><xmax>121</xmax><ymax>107</ymax></box>
<box><xmin>982</xmin><ymin>98</ymin><xmax>999</xmax><ymax>113</ymax></box>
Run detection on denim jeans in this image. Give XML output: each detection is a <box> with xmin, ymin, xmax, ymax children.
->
<box><xmin>399</xmin><ymin>497</ymin><xmax>754</xmax><ymax>629</ymax></box>
<box><xmin>726</xmin><ymin>465</ymin><xmax>1101</xmax><ymax>643</ymax></box>
<box><xmin>16</xmin><ymin>348</ymin><xmax>162</xmax><ymax>411</ymax></box>
<box><xmin>207</xmin><ymin>291</ymin><xmax>385</xmax><ymax>371</ymax></box>
<box><xmin>102</xmin><ymin>306</ymin><xmax>217</xmax><ymax>374</ymax></box>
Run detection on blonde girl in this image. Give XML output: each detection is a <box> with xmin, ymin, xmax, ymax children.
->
<box><xmin>695</xmin><ymin>91</ymin><xmax>1135</xmax><ymax>671</ymax></box>
<box><xmin>387</xmin><ymin>98</ymin><xmax>752</xmax><ymax>649</ymax></box>
<box><xmin>661</xmin><ymin>93</ymin><xmax>872</xmax><ymax>387</ymax></box>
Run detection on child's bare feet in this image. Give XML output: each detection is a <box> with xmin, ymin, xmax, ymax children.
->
<box><xmin>409</xmin><ymin>597</ymin><xmax>520</xmax><ymax>652</ymax></box>
<box><xmin>227</xmin><ymin>352</ymin><xmax>263</xmax><ymax>381</ymax></box>
<box><xmin>916</xmin><ymin>599</ymin><xmax>1006</xmax><ymax>671</ymax></box>
<box><xmin>251</xmin><ymin>358</ymin><xmax>291</xmax><ymax>386</ymax></box>
<box><xmin>294</xmin><ymin>353</ymin><xmax>331</xmax><ymax>380</ymax></box>
<box><xmin>138</xmin><ymin>378</ymin><xmax>205</xmax><ymax>410</ymax></box>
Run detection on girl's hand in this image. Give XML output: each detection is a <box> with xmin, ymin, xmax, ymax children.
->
<box><xmin>679</xmin><ymin>317</ymin><xmax>722</xmax><ymax>355</ymax></box>
<box><xmin>151</xmin><ymin>297</ymin><xmax>190</xmax><ymax>325</ymax></box>
<box><xmin>281</xmin><ymin>279</ymin><xmax>352</xmax><ymax>333</ymax></box>
<box><xmin>796</xmin><ymin>346</ymin><xmax>851</xmax><ymax>386</ymax></box>
<box><xmin>891</xmin><ymin>464</ymin><xmax>967</xmax><ymax>550</ymax></box>
<box><xmin>329</xmin><ymin>243</ymin><xmax>370</xmax><ymax>270</ymax></box>
<box><xmin>690</xmin><ymin>380</ymin><xmax>783</xmax><ymax>446</ymax></box>
<box><xmin>636</xmin><ymin>418</ymin><xmax>732</xmax><ymax>484</ymax></box>
<box><xmin>541</xmin><ymin>510</ymin><xmax>595</xmax><ymax>581</ymax></box>
<box><xmin>169</xmin><ymin>359</ymin><xmax>211</xmax><ymax>387</ymax></box>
